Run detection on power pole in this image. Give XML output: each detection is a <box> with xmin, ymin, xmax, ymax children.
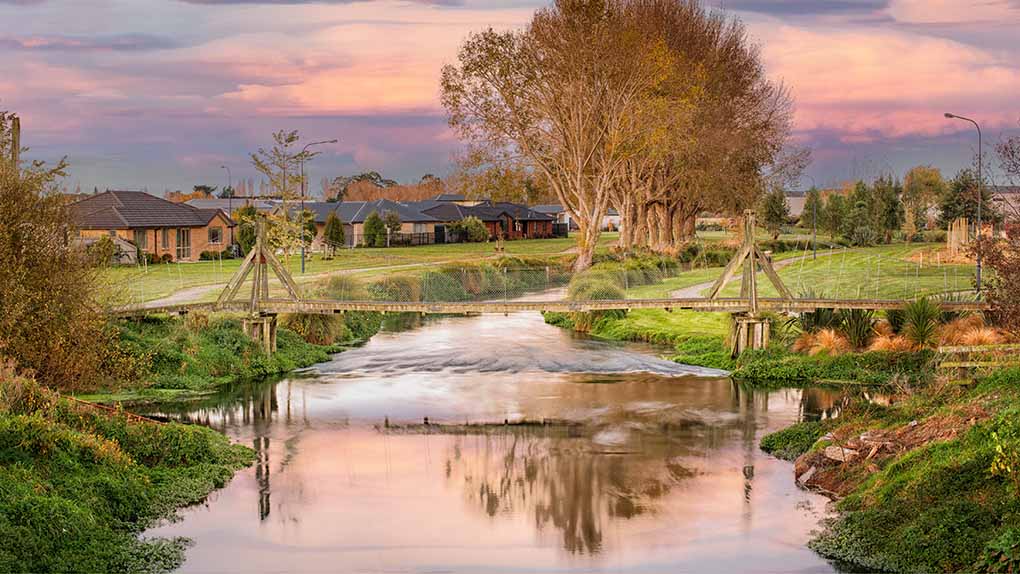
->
<box><xmin>10</xmin><ymin>116</ymin><xmax>19</xmax><ymax>167</ymax></box>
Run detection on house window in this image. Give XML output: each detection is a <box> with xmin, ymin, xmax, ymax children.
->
<box><xmin>176</xmin><ymin>228</ymin><xmax>191</xmax><ymax>260</ymax></box>
<box><xmin>413</xmin><ymin>223</ymin><xmax>425</xmax><ymax>234</ymax></box>
<box><xmin>133</xmin><ymin>229</ymin><xmax>147</xmax><ymax>250</ymax></box>
<box><xmin>209</xmin><ymin>226</ymin><xmax>223</xmax><ymax>245</ymax></box>
<box><xmin>108</xmin><ymin>230</ymin><xmax>117</xmax><ymax>237</ymax></box>
<box><xmin>161</xmin><ymin>228</ymin><xmax>170</xmax><ymax>249</ymax></box>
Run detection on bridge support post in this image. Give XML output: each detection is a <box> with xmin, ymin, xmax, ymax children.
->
<box><xmin>730</xmin><ymin>314</ymin><xmax>770</xmax><ymax>357</ymax></box>
<box><xmin>243</xmin><ymin>314</ymin><xmax>278</xmax><ymax>355</ymax></box>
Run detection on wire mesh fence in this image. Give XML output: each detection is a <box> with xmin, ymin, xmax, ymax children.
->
<box><xmin>107</xmin><ymin>242</ymin><xmax>983</xmax><ymax>309</ymax></box>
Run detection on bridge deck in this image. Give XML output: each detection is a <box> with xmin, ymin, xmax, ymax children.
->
<box><xmin>108</xmin><ymin>297</ymin><xmax>988</xmax><ymax>317</ymax></box>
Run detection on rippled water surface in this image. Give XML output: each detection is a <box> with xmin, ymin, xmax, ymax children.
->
<box><xmin>144</xmin><ymin>311</ymin><xmax>844</xmax><ymax>573</ymax></box>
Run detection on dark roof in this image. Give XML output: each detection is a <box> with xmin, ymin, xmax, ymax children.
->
<box><xmin>282</xmin><ymin>201</ymin><xmax>342</xmax><ymax>224</ymax></box>
<box><xmin>338</xmin><ymin>199</ymin><xmax>438</xmax><ymax>224</ymax></box>
<box><xmin>72</xmin><ymin>191</ymin><xmax>234</xmax><ymax>230</ymax></box>
<box><xmin>434</xmin><ymin>193</ymin><xmax>466</xmax><ymax>202</ymax></box>
<box><xmin>532</xmin><ymin>204</ymin><xmax>564</xmax><ymax>214</ymax></box>
<box><xmin>422</xmin><ymin>201</ymin><xmax>554</xmax><ymax>223</ymax></box>
<box><xmin>186</xmin><ymin>198</ymin><xmax>278</xmax><ymax>213</ymax></box>
<box><xmin>489</xmin><ymin>202</ymin><xmax>555</xmax><ymax>221</ymax></box>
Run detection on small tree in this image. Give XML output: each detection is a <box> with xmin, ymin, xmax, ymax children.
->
<box><xmin>800</xmin><ymin>187</ymin><xmax>822</xmax><ymax>230</ymax></box>
<box><xmin>363</xmin><ymin>211</ymin><xmax>386</xmax><ymax>247</ymax></box>
<box><xmin>235</xmin><ymin>205</ymin><xmax>258</xmax><ymax>254</ymax></box>
<box><xmin>822</xmin><ymin>194</ymin><xmax>848</xmax><ymax>238</ymax></box>
<box><xmin>382</xmin><ymin>210</ymin><xmax>402</xmax><ymax>246</ymax></box>
<box><xmin>323</xmin><ymin>211</ymin><xmax>345</xmax><ymax>257</ymax></box>
<box><xmin>938</xmin><ymin>168</ymin><xmax>1001</xmax><ymax>229</ymax></box>
<box><xmin>460</xmin><ymin>216</ymin><xmax>489</xmax><ymax>242</ymax></box>
<box><xmin>761</xmin><ymin>188</ymin><xmax>789</xmax><ymax>240</ymax></box>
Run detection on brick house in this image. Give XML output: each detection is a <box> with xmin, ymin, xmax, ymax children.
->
<box><xmin>71</xmin><ymin>190</ymin><xmax>235</xmax><ymax>262</ymax></box>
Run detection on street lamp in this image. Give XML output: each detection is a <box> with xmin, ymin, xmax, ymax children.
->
<box><xmin>944</xmin><ymin>112</ymin><xmax>983</xmax><ymax>293</ymax></box>
<box><xmin>220</xmin><ymin>165</ymin><xmax>233</xmax><ymax>252</ymax></box>
<box><xmin>299</xmin><ymin>139</ymin><xmax>338</xmax><ymax>273</ymax></box>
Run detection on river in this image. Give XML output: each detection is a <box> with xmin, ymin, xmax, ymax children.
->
<box><xmin>143</xmin><ymin>310</ymin><xmax>846</xmax><ymax>573</ymax></box>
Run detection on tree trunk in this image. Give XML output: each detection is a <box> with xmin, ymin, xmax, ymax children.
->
<box><xmin>572</xmin><ymin>221</ymin><xmax>600</xmax><ymax>271</ymax></box>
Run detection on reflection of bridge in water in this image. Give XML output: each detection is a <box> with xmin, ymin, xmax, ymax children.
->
<box><xmin>110</xmin><ymin>211</ymin><xmax>987</xmax><ymax>355</ymax></box>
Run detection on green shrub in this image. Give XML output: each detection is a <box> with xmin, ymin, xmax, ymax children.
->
<box><xmin>368</xmin><ymin>275</ymin><xmax>421</xmax><ymax>301</ymax></box>
<box><xmin>885</xmin><ymin>309</ymin><xmax>905</xmax><ymax>333</ymax></box>
<box><xmin>733</xmin><ymin>348</ymin><xmax>934</xmax><ymax>386</ymax></box>
<box><xmin>318</xmin><ymin>274</ymin><xmax>367</xmax><ymax>300</ymax></box>
<box><xmin>760</xmin><ymin>420</ymin><xmax>827</xmax><ymax>461</ymax></box>
<box><xmin>975</xmin><ymin>528</ymin><xmax>1020</xmax><ymax>573</ymax></box>
<box><xmin>449</xmin><ymin>216</ymin><xmax>489</xmax><ymax>242</ymax></box>
<box><xmin>564</xmin><ymin>273</ymin><xmax>627</xmax><ymax>333</ymax></box>
<box><xmin>363</xmin><ymin>211</ymin><xmax>386</xmax><ymax>247</ymax></box>
<box><xmin>990</xmin><ymin>412</ymin><xmax>1020</xmax><ymax>495</ymax></box>
<box><xmin>0</xmin><ymin>375</ymin><xmax>253</xmax><ymax>573</ymax></box>
<box><xmin>671</xmin><ymin>336</ymin><xmax>735</xmax><ymax>370</ymax></box>
<box><xmin>841</xmin><ymin>309</ymin><xmax>876</xmax><ymax>349</ymax></box>
<box><xmin>420</xmin><ymin>271</ymin><xmax>469</xmax><ymax>301</ymax></box>
<box><xmin>903</xmin><ymin>297</ymin><xmax>941</xmax><ymax>348</ymax></box>
<box><xmin>280</xmin><ymin>313</ymin><xmax>345</xmax><ymax>345</ymax></box>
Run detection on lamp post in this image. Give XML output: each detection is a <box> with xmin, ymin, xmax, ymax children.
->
<box><xmin>944</xmin><ymin>112</ymin><xmax>983</xmax><ymax>293</ymax></box>
<box><xmin>221</xmin><ymin>165</ymin><xmax>233</xmax><ymax>252</ymax></box>
<box><xmin>298</xmin><ymin>139</ymin><xmax>338</xmax><ymax>273</ymax></box>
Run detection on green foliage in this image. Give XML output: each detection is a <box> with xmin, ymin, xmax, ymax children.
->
<box><xmin>760</xmin><ymin>420</ymin><xmax>827</xmax><ymax>461</ymax></box>
<box><xmin>800</xmin><ymin>187</ymin><xmax>822</xmax><ymax>229</ymax></box>
<box><xmin>448</xmin><ymin>216</ymin><xmax>489</xmax><ymax>242</ymax></box>
<box><xmin>420</xmin><ymin>270</ymin><xmax>470</xmax><ymax>301</ymax></box>
<box><xmin>903</xmin><ymin>297</ymin><xmax>941</xmax><ymax>348</ymax></box>
<box><xmin>671</xmin><ymin>336</ymin><xmax>735</xmax><ymax>370</ymax></box>
<box><xmin>938</xmin><ymin>168</ymin><xmax>1002</xmax><ymax>229</ymax></box>
<box><xmin>0</xmin><ymin>375</ymin><xmax>253</xmax><ymax>573</ymax></box>
<box><xmin>886</xmin><ymin>309</ymin><xmax>905</xmax><ymax>333</ymax></box>
<box><xmin>234</xmin><ymin>205</ymin><xmax>258</xmax><ymax>254</ymax></box>
<box><xmin>990</xmin><ymin>413</ymin><xmax>1020</xmax><ymax>495</ymax></box>
<box><xmin>823</xmin><ymin>194</ymin><xmax>849</xmax><ymax>238</ymax></box>
<box><xmin>976</xmin><ymin>528</ymin><xmax>1020</xmax><ymax>574</ymax></box>
<box><xmin>733</xmin><ymin>348</ymin><xmax>933</xmax><ymax>386</ymax></box>
<box><xmin>363</xmin><ymin>211</ymin><xmax>386</xmax><ymax>247</ymax></box>
<box><xmin>382</xmin><ymin>210</ymin><xmax>402</xmax><ymax>235</ymax></box>
<box><xmin>564</xmin><ymin>272</ymin><xmax>627</xmax><ymax>333</ymax></box>
<box><xmin>280</xmin><ymin>313</ymin><xmax>345</xmax><ymax>346</ymax></box>
<box><xmin>322</xmin><ymin>211</ymin><xmax>345</xmax><ymax>255</ymax></box>
<box><xmin>761</xmin><ymin>187</ymin><xmax>790</xmax><ymax>239</ymax></box>
<box><xmin>113</xmin><ymin>317</ymin><xmax>335</xmax><ymax>396</ymax></box>
<box><xmin>318</xmin><ymin>274</ymin><xmax>368</xmax><ymax>300</ymax></box>
<box><xmin>841</xmin><ymin>309</ymin><xmax>876</xmax><ymax>349</ymax></box>
<box><xmin>811</xmin><ymin>410</ymin><xmax>1020</xmax><ymax>573</ymax></box>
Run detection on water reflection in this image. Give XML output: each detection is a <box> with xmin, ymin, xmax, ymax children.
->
<box><xmin>142</xmin><ymin>312</ymin><xmax>848</xmax><ymax>573</ymax></box>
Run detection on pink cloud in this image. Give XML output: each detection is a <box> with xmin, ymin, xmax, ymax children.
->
<box><xmin>757</xmin><ymin>23</ymin><xmax>1020</xmax><ymax>138</ymax></box>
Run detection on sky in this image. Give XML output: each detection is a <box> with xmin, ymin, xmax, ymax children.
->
<box><xmin>1</xmin><ymin>0</ymin><xmax>1019</xmax><ymax>195</ymax></box>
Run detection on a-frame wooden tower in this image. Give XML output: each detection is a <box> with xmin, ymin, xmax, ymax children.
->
<box><xmin>216</xmin><ymin>217</ymin><xmax>302</xmax><ymax>353</ymax></box>
<box><xmin>706</xmin><ymin>210</ymin><xmax>792</xmax><ymax>355</ymax></box>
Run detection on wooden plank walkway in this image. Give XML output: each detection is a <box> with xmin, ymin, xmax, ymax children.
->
<box><xmin>108</xmin><ymin>297</ymin><xmax>989</xmax><ymax>318</ymax></box>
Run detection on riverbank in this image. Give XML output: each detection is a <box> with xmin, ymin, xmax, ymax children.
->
<box><xmin>80</xmin><ymin>311</ymin><xmax>382</xmax><ymax>404</ymax></box>
<box><xmin>760</xmin><ymin>367</ymin><xmax>1020</xmax><ymax>573</ymax></box>
<box><xmin>0</xmin><ymin>370</ymin><xmax>254</xmax><ymax>573</ymax></box>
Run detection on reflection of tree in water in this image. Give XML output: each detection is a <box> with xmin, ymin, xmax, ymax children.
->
<box><xmin>448</xmin><ymin>430</ymin><xmax>689</xmax><ymax>555</ymax></box>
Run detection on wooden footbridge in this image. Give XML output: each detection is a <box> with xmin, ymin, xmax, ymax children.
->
<box><xmin>109</xmin><ymin>213</ymin><xmax>987</xmax><ymax>355</ymax></box>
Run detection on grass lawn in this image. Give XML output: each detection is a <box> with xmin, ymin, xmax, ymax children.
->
<box><xmin>714</xmin><ymin>243</ymin><xmax>978</xmax><ymax>300</ymax></box>
<box><xmin>104</xmin><ymin>233</ymin><xmax>619</xmax><ymax>304</ymax></box>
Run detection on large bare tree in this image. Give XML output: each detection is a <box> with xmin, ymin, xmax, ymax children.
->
<box><xmin>441</xmin><ymin>0</ymin><xmax>674</xmax><ymax>270</ymax></box>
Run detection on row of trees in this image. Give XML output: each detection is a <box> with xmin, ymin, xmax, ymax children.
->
<box><xmin>441</xmin><ymin>0</ymin><xmax>800</xmax><ymax>270</ymax></box>
<box><xmin>774</xmin><ymin>164</ymin><xmax>1004</xmax><ymax>247</ymax></box>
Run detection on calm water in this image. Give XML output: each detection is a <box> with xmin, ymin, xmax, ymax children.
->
<box><xmin>143</xmin><ymin>311</ymin><xmax>845</xmax><ymax>573</ymax></box>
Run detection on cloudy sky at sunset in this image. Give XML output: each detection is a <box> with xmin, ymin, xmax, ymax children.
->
<box><xmin>2</xmin><ymin>0</ymin><xmax>1019</xmax><ymax>194</ymax></box>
